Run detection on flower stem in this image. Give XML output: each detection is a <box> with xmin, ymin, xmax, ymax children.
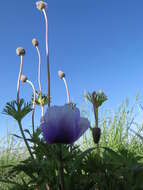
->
<box><xmin>42</xmin><ymin>9</ymin><xmax>50</xmax><ymax>107</ymax></box>
<box><xmin>41</xmin><ymin>105</ymin><xmax>44</xmax><ymax>117</ymax></box>
<box><xmin>93</xmin><ymin>105</ymin><xmax>100</xmax><ymax>152</ymax></box>
<box><xmin>18</xmin><ymin>120</ymin><xmax>34</xmax><ymax>159</ymax></box>
<box><xmin>46</xmin><ymin>184</ymin><xmax>50</xmax><ymax>190</ymax></box>
<box><xmin>93</xmin><ymin>104</ymin><xmax>98</xmax><ymax>128</ymax></box>
<box><xmin>63</xmin><ymin>77</ymin><xmax>70</xmax><ymax>104</ymax></box>
<box><xmin>17</xmin><ymin>55</ymin><xmax>23</xmax><ymax>102</ymax></box>
<box><xmin>27</xmin><ymin>80</ymin><xmax>36</xmax><ymax>134</ymax></box>
<box><xmin>59</xmin><ymin>145</ymin><xmax>65</xmax><ymax>190</ymax></box>
<box><xmin>32</xmin><ymin>110</ymin><xmax>35</xmax><ymax>135</ymax></box>
<box><xmin>36</xmin><ymin>46</ymin><xmax>42</xmax><ymax>94</ymax></box>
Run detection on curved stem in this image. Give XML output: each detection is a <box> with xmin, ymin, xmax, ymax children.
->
<box><xmin>17</xmin><ymin>55</ymin><xmax>23</xmax><ymax>102</ymax></box>
<box><xmin>27</xmin><ymin>80</ymin><xmax>36</xmax><ymax>134</ymax></box>
<box><xmin>62</xmin><ymin>77</ymin><xmax>70</xmax><ymax>104</ymax></box>
<box><xmin>36</xmin><ymin>46</ymin><xmax>42</xmax><ymax>94</ymax></box>
<box><xmin>18</xmin><ymin>121</ymin><xmax>34</xmax><ymax>159</ymax></box>
<box><xmin>43</xmin><ymin>9</ymin><xmax>50</xmax><ymax>107</ymax></box>
<box><xmin>26</xmin><ymin>80</ymin><xmax>36</xmax><ymax>108</ymax></box>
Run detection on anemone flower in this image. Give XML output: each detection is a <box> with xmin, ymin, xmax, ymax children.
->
<box><xmin>40</xmin><ymin>104</ymin><xmax>90</xmax><ymax>144</ymax></box>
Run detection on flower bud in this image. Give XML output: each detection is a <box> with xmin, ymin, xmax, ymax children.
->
<box><xmin>16</xmin><ymin>47</ymin><xmax>25</xmax><ymax>56</ymax></box>
<box><xmin>58</xmin><ymin>70</ymin><xmax>65</xmax><ymax>79</ymax></box>
<box><xmin>32</xmin><ymin>38</ymin><xmax>39</xmax><ymax>47</ymax></box>
<box><xmin>92</xmin><ymin>127</ymin><xmax>101</xmax><ymax>144</ymax></box>
<box><xmin>91</xmin><ymin>90</ymin><xmax>107</xmax><ymax>107</ymax></box>
<box><xmin>20</xmin><ymin>74</ymin><xmax>28</xmax><ymax>82</ymax></box>
<box><xmin>92</xmin><ymin>91</ymin><xmax>96</xmax><ymax>99</ymax></box>
<box><xmin>36</xmin><ymin>1</ymin><xmax>47</xmax><ymax>10</ymax></box>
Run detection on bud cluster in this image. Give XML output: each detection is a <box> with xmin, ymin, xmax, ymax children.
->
<box><xmin>85</xmin><ymin>90</ymin><xmax>107</xmax><ymax>108</ymax></box>
<box><xmin>92</xmin><ymin>90</ymin><xmax>107</xmax><ymax>107</ymax></box>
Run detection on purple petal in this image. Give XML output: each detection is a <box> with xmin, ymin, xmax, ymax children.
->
<box><xmin>41</xmin><ymin>105</ymin><xmax>81</xmax><ymax>144</ymax></box>
<box><xmin>71</xmin><ymin>117</ymin><xmax>90</xmax><ymax>143</ymax></box>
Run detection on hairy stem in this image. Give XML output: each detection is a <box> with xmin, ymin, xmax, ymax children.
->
<box><xmin>43</xmin><ymin>9</ymin><xmax>50</xmax><ymax>107</ymax></box>
<box><xmin>36</xmin><ymin>46</ymin><xmax>42</xmax><ymax>94</ymax></box>
<box><xmin>93</xmin><ymin>104</ymin><xmax>98</xmax><ymax>128</ymax></box>
<box><xmin>17</xmin><ymin>56</ymin><xmax>23</xmax><ymax>102</ymax></box>
<box><xmin>93</xmin><ymin>105</ymin><xmax>100</xmax><ymax>152</ymax></box>
<box><xmin>41</xmin><ymin>105</ymin><xmax>44</xmax><ymax>117</ymax></box>
<box><xmin>32</xmin><ymin>109</ymin><xmax>35</xmax><ymax>135</ymax></box>
<box><xmin>18</xmin><ymin>120</ymin><xmax>34</xmax><ymax>159</ymax></box>
<box><xmin>46</xmin><ymin>184</ymin><xmax>50</xmax><ymax>190</ymax></box>
<box><xmin>27</xmin><ymin>80</ymin><xmax>36</xmax><ymax>134</ymax></box>
<box><xmin>59</xmin><ymin>145</ymin><xmax>65</xmax><ymax>190</ymax></box>
<box><xmin>63</xmin><ymin>77</ymin><xmax>70</xmax><ymax>104</ymax></box>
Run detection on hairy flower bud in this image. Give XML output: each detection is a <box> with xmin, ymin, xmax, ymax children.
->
<box><xmin>36</xmin><ymin>1</ymin><xmax>47</xmax><ymax>10</ymax></box>
<box><xmin>20</xmin><ymin>74</ymin><xmax>27</xmax><ymax>82</ymax></box>
<box><xmin>58</xmin><ymin>70</ymin><xmax>65</xmax><ymax>79</ymax></box>
<box><xmin>32</xmin><ymin>38</ymin><xmax>39</xmax><ymax>47</ymax></box>
<box><xmin>16</xmin><ymin>47</ymin><xmax>25</xmax><ymax>56</ymax></box>
<box><xmin>92</xmin><ymin>127</ymin><xmax>101</xmax><ymax>144</ymax></box>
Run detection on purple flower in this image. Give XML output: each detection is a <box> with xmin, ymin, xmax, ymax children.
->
<box><xmin>40</xmin><ymin>104</ymin><xmax>90</xmax><ymax>144</ymax></box>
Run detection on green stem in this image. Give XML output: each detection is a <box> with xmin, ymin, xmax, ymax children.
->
<box><xmin>18</xmin><ymin>120</ymin><xmax>34</xmax><ymax>159</ymax></box>
<box><xmin>59</xmin><ymin>145</ymin><xmax>65</xmax><ymax>190</ymax></box>
<box><xmin>32</xmin><ymin>109</ymin><xmax>35</xmax><ymax>135</ymax></box>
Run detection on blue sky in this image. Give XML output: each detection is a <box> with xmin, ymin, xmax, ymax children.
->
<box><xmin>1</xmin><ymin>0</ymin><xmax>143</xmax><ymax>136</ymax></box>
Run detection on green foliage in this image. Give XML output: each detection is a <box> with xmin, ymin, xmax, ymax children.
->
<box><xmin>34</xmin><ymin>91</ymin><xmax>51</xmax><ymax>106</ymax></box>
<box><xmin>3</xmin><ymin>99</ymin><xmax>32</xmax><ymax>122</ymax></box>
<box><xmin>1</xmin><ymin>98</ymin><xmax>143</xmax><ymax>189</ymax></box>
<box><xmin>0</xmin><ymin>129</ymin><xmax>28</xmax><ymax>190</ymax></box>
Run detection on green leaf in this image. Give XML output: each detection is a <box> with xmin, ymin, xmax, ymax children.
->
<box><xmin>3</xmin><ymin>98</ymin><xmax>32</xmax><ymax>122</ymax></box>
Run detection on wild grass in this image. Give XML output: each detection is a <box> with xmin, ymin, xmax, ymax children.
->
<box><xmin>1</xmin><ymin>97</ymin><xmax>143</xmax><ymax>189</ymax></box>
<box><xmin>81</xmin><ymin>97</ymin><xmax>143</xmax><ymax>152</ymax></box>
<box><xmin>0</xmin><ymin>127</ymin><xmax>28</xmax><ymax>189</ymax></box>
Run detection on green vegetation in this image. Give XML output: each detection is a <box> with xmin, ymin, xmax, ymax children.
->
<box><xmin>1</xmin><ymin>97</ymin><xmax>143</xmax><ymax>190</ymax></box>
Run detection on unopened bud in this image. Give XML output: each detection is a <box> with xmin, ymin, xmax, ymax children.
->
<box><xmin>58</xmin><ymin>70</ymin><xmax>65</xmax><ymax>79</ymax></box>
<box><xmin>20</xmin><ymin>75</ymin><xmax>28</xmax><ymax>82</ymax></box>
<box><xmin>16</xmin><ymin>47</ymin><xmax>25</xmax><ymax>56</ymax></box>
<box><xmin>32</xmin><ymin>38</ymin><xmax>39</xmax><ymax>47</ymax></box>
<box><xmin>92</xmin><ymin>127</ymin><xmax>101</xmax><ymax>144</ymax></box>
<box><xmin>92</xmin><ymin>91</ymin><xmax>96</xmax><ymax>99</ymax></box>
<box><xmin>36</xmin><ymin>1</ymin><xmax>47</xmax><ymax>10</ymax></box>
